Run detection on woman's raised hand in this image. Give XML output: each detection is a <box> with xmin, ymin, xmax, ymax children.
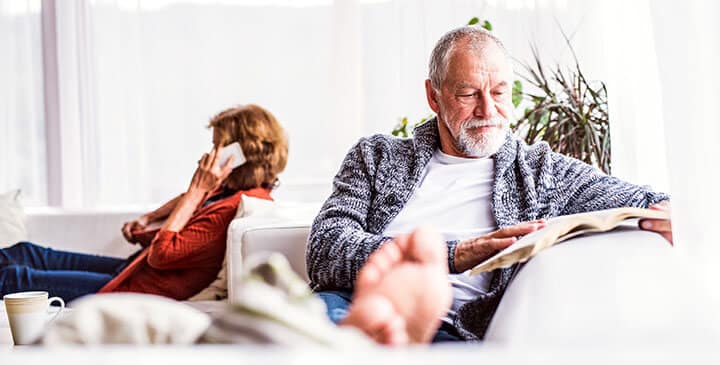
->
<box><xmin>189</xmin><ymin>146</ymin><xmax>234</xmax><ymax>194</ymax></box>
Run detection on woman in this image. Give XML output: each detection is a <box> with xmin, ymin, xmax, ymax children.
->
<box><xmin>0</xmin><ymin>104</ymin><xmax>288</xmax><ymax>302</ymax></box>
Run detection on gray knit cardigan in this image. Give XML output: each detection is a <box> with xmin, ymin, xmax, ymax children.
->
<box><xmin>307</xmin><ymin>118</ymin><xmax>669</xmax><ymax>340</ymax></box>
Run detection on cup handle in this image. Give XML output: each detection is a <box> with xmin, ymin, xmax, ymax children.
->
<box><xmin>47</xmin><ymin>297</ymin><xmax>65</xmax><ymax>323</ymax></box>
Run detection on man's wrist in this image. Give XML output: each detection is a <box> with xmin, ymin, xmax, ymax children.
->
<box><xmin>454</xmin><ymin>238</ymin><xmax>497</xmax><ymax>273</ymax></box>
<box><xmin>453</xmin><ymin>239</ymin><xmax>473</xmax><ymax>273</ymax></box>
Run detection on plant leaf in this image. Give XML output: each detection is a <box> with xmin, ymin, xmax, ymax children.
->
<box><xmin>482</xmin><ymin>20</ymin><xmax>493</xmax><ymax>31</ymax></box>
<box><xmin>468</xmin><ymin>17</ymin><xmax>479</xmax><ymax>26</ymax></box>
<box><xmin>512</xmin><ymin>80</ymin><xmax>523</xmax><ymax>108</ymax></box>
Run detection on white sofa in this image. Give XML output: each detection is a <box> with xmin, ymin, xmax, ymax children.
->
<box><xmin>20</xmin><ymin>205</ymin><xmax>714</xmax><ymax>347</ymax></box>
<box><xmin>25</xmin><ymin>208</ymin><xmax>142</xmax><ymax>259</ymax></box>
<box><xmin>21</xmin><ymin>205</ymin><xmax>313</xmax><ymax>306</ymax></box>
<box><xmin>224</xmin><ymin>208</ymin><xmax>715</xmax><ymax>346</ymax></box>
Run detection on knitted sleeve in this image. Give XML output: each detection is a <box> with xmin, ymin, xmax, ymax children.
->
<box><xmin>545</xmin><ymin>152</ymin><xmax>670</xmax><ymax>215</ymax></box>
<box><xmin>306</xmin><ymin>138</ymin><xmax>393</xmax><ymax>290</ymax></box>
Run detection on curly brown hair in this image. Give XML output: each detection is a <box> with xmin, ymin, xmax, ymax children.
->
<box><xmin>208</xmin><ymin>104</ymin><xmax>288</xmax><ymax>191</ymax></box>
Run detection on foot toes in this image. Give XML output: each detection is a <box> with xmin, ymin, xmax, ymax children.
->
<box><xmin>407</xmin><ymin>227</ymin><xmax>446</xmax><ymax>265</ymax></box>
<box><xmin>358</xmin><ymin>241</ymin><xmax>404</xmax><ymax>290</ymax></box>
<box><xmin>379</xmin><ymin>316</ymin><xmax>409</xmax><ymax>346</ymax></box>
<box><xmin>356</xmin><ymin>264</ymin><xmax>381</xmax><ymax>290</ymax></box>
<box><xmin>341</xmin><ymin>295</ymin><xmax>396</xmax><ymax>340</ymax></box>
<box><xmin>366</xmin><ymin>241</ymin><xmax>403</xmax><ymax>271</ymax></box>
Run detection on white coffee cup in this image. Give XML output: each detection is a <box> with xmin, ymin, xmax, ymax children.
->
<box><xmin>3</xmin><ymin>291</ymin><xmax>65</xmax><ymax>345</ymax></box>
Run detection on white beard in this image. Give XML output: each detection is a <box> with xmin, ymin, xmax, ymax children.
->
<box><xmin>446</xmin><ymin>116</ymin><xmax>509</xmax><ymax>158</ymax></box>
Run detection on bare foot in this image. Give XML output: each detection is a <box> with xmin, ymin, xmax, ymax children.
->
<box><xmin>340</xmin><ymin>227</ymin><xmax>452</xmax><ymax>345</ymax></box>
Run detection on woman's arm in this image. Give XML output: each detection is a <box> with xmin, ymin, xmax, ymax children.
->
<box><xmin>144</xmin><ymin>194</ymin><xmax>184</xmax><ymax>223</ymax></box>
<box><xmin>160</xmin><ymin>190</ymin><xmax>207</xmax><ymax>232</ymax></box>
<box><xmin>121</xmin><ymin>194</ymin><xmax>183</xmax><ymax>244</ymax></box>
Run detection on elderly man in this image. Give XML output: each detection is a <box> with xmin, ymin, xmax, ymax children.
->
<box><xmin>307</xmin><ymin>26</ymin><xmax>672</xmax><ymax>343</ymax></box>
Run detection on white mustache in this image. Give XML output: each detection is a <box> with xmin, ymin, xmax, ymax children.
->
<box><xmin>462</xmin><ymin>117</ymin><xmax>507</xmax><ymax>129</ymax></box>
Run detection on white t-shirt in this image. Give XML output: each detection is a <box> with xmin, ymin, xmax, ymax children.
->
<box><xmin>383</xmin><ymin>149</ymin><xmax>497</xmax><ymax>323</ymax></box>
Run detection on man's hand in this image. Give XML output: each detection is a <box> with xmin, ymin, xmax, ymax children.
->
<box><xmin>121</xmin><ymin>215</ymin><xmax>150</xmax><ymax>244</ymax></box>
<box><xmin>639</xmin><ymin>200</ymin><xmax>673</xmax><ymax>245</ymax></box>
<box><xmin>453</xmin><ymin>220</ymin><xmax>546</xmax><ymax>272</ymax></box>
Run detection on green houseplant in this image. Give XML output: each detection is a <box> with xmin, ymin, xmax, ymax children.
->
<box><xmin>514</xmin><ymin>37</ymin><xmax>610</xmax><ymax>173</ymax></box>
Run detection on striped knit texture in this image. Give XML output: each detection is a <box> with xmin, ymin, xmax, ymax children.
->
<box><xmin>307</xmin><ymin>118</ymin><xmax>669</xmax><ymax>340</ymax></box>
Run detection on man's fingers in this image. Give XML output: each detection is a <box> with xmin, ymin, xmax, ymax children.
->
<box><xmin>649</xmin><ymin>200</ymin><xmax>671</xmax><ymax>211</ymax></box>
<box><xmin>640</xmin><ymin>218</ymin><xmax>672</xmax><ymax>233</ymax></box>
<box><xmin>489</xmin><ymin>237</ymin><xmax>517</xmax><ymax>251</ymax></box>
<box><xmin>491</xmin><ymin>222</ymin><xmax>545</xmax><ymax>238</ymax></box>
<box><xmin>643</xmin><ymin>202</ymin><xmax>673</xmax><ymax>245</ymax></box>
<box><xmin>662</xmin><ymin>233</ymin><xmax>674</xmax><ymax>245</ymax></box>
<box><xmin>640</xmin><ymin>218</ymin><xmax>673</xmax><ymax>245</ymax></box>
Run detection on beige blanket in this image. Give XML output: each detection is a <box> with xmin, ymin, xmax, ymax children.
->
<box><xmin>43</xmin><ymin>253</ymin><xmax>371</xmax><ymax>347</ymax></box>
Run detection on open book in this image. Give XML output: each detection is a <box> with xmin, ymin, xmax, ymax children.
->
<box><xmin>469</xmin><ymin>207</ymin><xmax>670</xmax><ymax>275</ymax></box>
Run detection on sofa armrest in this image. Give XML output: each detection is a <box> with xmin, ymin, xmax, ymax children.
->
<box><xmin>240</xmin><ymin>226</ymin><xmax>310</xmax><ymax>283</ymax></box>
<box><xmin>484</xmin><ymin>223</ymin><xmax>703</xmax><ymax>344</ymax></box>
<box><xmin>226</xmin><ymin>217</ymin><xmax>311</xmax><ymax>304</ymax></box>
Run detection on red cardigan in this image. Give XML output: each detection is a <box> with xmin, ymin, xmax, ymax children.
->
<box><xmin>98</xmin><ymin>187</ymin><xmax>272</xmax><ymax>300</ymax></box>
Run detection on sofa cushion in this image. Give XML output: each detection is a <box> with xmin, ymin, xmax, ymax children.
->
<box><xmin>0</xmin><ymin>189</ymin><xmax>26</xmax><ymax>247</ymax></box>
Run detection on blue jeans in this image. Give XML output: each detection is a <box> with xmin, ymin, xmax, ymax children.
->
<box><xmin>0</xmin><ymin>241</ymin><xmax>128</xmax><ymax>303</ymax></box>
<box><xmin>316</xmin><ymin>289</ymin><xmax>463</xmax><ymax>343</ymax></box>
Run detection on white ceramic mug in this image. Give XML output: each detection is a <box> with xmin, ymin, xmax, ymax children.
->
<box><xmin>3</xmin><ymin>291</ymin><xmax>65</xmax><ymax>345</ymax></box>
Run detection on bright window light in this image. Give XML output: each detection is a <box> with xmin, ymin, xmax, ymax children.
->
<box><xmin>0</xmin><ymin>0</ymin><xmax>40</xmax><ymax>16</ymax></box>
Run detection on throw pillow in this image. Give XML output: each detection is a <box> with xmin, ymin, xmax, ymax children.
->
<box><xmin>0</xmin><ymin>189</ymin><xmax>27</xmax><ymax>247</ymax></box>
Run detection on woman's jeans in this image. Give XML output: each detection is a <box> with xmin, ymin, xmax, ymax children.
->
<box><xmin>0</xmin><ymin>241</ymin><xmax>127</xmax><ymax>302</ymax></box>
<box><xmin>316</xmin><ymin>289</ymin><xmax>463</xmax><ymax>343</ymax></box>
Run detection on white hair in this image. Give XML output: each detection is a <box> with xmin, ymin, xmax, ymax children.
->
<box><xmin>428</xmin><ymin>26</ymin><xmax>510</xmax><ymax>90</ymax></box>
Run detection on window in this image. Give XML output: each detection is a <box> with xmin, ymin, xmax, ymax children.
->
<box><xmin>2</xmin><ymin>0</ymin><xmax>671</xmax><ymax>208</ymax></box>
<box><xmin>0</xmin><ymin>0</ymin><xmax>46</xmax><ymax>206</ymax></box>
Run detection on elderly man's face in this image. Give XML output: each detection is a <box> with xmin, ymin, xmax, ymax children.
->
<box><xmin>425</xmin><ymin>42</ymin><xmax>514</xmax><ymax>158</ymax></box>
